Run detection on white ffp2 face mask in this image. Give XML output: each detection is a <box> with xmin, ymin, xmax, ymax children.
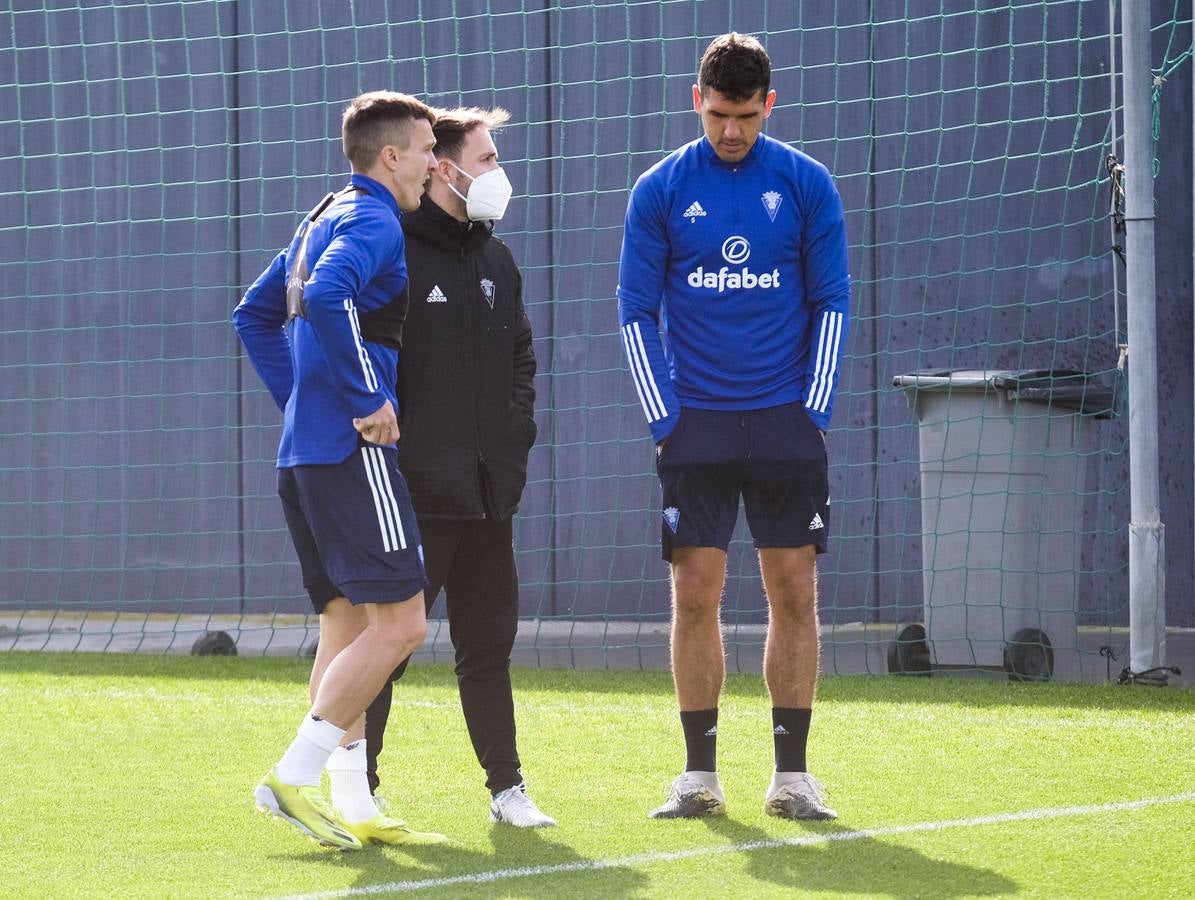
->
<box><xmin>447</xmin><ymin>161</ymin><xmax>514</xmax><ymax>221</ymax></box>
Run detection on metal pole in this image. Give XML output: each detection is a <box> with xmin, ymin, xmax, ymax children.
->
<box><xmin>1121</xmin><ymin>0</ymin><xmax>1166</xmax><ymax>675</ymax></box>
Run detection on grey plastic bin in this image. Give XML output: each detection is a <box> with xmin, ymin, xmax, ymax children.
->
<box><xmin>891</xmin><ymin>369</ymin><xmax>1114</xmax><ymax>680</ymax></box>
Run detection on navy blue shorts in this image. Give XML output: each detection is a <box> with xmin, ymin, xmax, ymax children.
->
<box><xmin>278</xmin><ymin>445</ymin><xmax>427</xmax><ymax>612</ymax></box>
<box><xmin>655</xmin><ymin>401</ymin><xmax>829</xmax><ymax>562</ymax></box>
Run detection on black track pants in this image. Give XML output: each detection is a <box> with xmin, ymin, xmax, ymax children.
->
<box><xmin>364</xmin><ymin>517</ymin><xmax>521</xmax><ymax>795</ymax></box>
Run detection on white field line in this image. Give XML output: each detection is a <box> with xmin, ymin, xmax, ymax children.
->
<box><xmin>276</xmin><ymin>792</ymin><xmax>1195</xmax><ymax>899</ymax></box>
<box><xmin>1</xmin><ymin>685</ymin><xmax>1192</xmax><ymax>734</ymax></box>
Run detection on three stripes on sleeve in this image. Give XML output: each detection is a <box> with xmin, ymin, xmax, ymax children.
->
<box><xmin>620</xmin><ymin>309</ymin><xmax>845</xmax><ymax>426</ymax></box>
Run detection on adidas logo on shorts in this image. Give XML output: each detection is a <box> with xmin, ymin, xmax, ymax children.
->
<box><xmin>426</xmin><ymin>284</ymin><xmax>447</xmax><ymax>303</ymax></box>
<box><xmin>808</xmin><ymin>513</ymin><xmax>824</xmax><ymax>531</ymax></box>
<box><xmin>682</xmin><ymin>201</ymin><xmax>706</xmax><ymax>221</ymax></box>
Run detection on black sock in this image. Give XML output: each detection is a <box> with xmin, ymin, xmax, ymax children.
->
<box><xmin>680</xmin><ymin>708</ymin><xmax>718</xmax><ymax>772</ymax></box>
<box><xmin>772</xmin><ymin>707</ymin><xmax>812</xmax><ymax>772</ymax></box>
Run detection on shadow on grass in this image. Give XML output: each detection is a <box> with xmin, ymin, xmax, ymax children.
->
<box><xmin>0</xmin><ymin>649</ymin><xmax>687</xmax><ymax>700</ymax></box>
<box><xmin>814</xmin><ymin>672</ymin><xmax>1195</xmax><ymax>713</ymax></box>
<box><xmin>0</xmin><ymin>650</ymin><xmax>314</xmax><ymax>685</ymax></box>
<box><xmin>271</xmin><ymin>822</ymin><xmax>648</xmax><ymax>899</ymax></box>
<box><xmin>706</xmin><ymin>815</ymin><xmax>1018</xmax><ymax>898</ymax></box>
<box><xmin>3</xmin><ymin>652</ymin><xmax>1191</xmax><ymax>715</ymax></box>
<box><xmin>269</xmin><ymin>814</ymin><xmax>1017</xmax><ymax>898</ymax></box>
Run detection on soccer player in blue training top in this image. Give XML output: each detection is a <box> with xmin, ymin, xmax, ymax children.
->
<box><xmin>618</xmin><ymin>33</ymin><xmax>850</xmax><ymax>820</ymax></box>
<box><xmin>233</xmin><ymin>91</ymin><xmax>447</xmax><ymax>850</ymax></box>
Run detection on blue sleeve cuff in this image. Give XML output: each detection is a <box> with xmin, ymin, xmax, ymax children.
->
<box><xmin>649</xmin><ymin>409</ymin><xmax>680</xmax><ymax>444</ymax></box>
<box><xmin>804</xmin><ymin>405</ymin><xmax>831</xmax><ymax>433</ymax></box>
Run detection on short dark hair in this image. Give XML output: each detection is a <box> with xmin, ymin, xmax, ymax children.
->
<box><xmin>341</xmin><ymin>91</ymin><xmax>436</xmax><ymax>169</ymax></box>
<box><xmin>430</xmin><ymin>106</ymin><xmax>511</xmax><ymax>162</ymax></box>
<box><xmin>698</xmin><ymin>32</ymin><xmax>771</xmax><ymax>102</ymax></box>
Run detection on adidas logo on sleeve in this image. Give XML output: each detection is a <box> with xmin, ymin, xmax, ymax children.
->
<box><xmin>425</xmin><ymin>285</ymin><xmax>447</xmax><ymax>303</ymax></box>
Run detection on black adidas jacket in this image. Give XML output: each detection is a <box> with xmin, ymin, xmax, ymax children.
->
<box><xmin>396</xmin><ymin>195</ymin><xmax>537</xmax><ymax>521</ymax></box>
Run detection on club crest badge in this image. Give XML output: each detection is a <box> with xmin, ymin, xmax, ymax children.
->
<box><xmin>480</xmin><ymin>277</ymin><xmax>495</xmax><ymax>309</ymax></box>
<box><xmin>761</xmin><ymin>190</ymin><xmax>782</xmax><ymax>222</ymax></box>
<box><xmin>663</xmin><ymin>506</ymin><xmax>680</xmax><ymax>534</ymax></box>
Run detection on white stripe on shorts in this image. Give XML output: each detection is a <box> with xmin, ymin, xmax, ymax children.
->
<box><xmin>369</xmin><ymin>446</ymin><xmax>407</xmax><ymax>550</ymax></box>
<box><xmin>360</xmin><ymin>447</ymin><xmax>405</xmax><ymax>552</ymax></box>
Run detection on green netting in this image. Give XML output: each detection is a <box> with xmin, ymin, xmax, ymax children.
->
<box><xmin>0</xmin><ymin>1</ymin><xmax>1190</xmax><ymax>681</ymax></box>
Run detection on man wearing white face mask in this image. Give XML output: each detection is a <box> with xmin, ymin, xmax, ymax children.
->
<box><xmin>360</xmin><ymin>107</ymin><xmax>555</xmax><ymax>828</ymax></box>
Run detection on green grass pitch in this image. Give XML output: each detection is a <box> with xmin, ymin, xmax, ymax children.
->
<box><xmin>2</xmin><ymin>651</ymin><xmax>1192</xmax><ymax>898</ymax></box>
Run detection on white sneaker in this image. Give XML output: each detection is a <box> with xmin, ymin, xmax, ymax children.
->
<box><xmin>764</xmin><ymin>772</ymin><xmax>837</xmax><ymax>820</ymax></box>
<box><xmin>649</xmin><ymin>771</ymin><xmax>726</xmax><ymax>819</ymax></box>
<box><xmin>489</xmin><ymin>783</ymin><xmax>557</xmax><ymax>828</ymax></box>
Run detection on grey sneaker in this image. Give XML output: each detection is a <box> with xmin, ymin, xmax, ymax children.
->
<box><xmin>764</xmin><ymin>772</ymin><xmax>837</xmax><ymax>820</ymax></box>
<box><xmin>649</xmin><ymin>771</ymin><xmax>726</xmax><ymax>819</ymax></box>
<box><xmin>490</xmin><ymin>783</ymin><xmax>557</xmax><ymax>828</ymax></box>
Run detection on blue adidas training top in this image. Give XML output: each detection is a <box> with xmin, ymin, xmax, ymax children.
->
<box><xmin>618</xmin><ymin>133</ymin><xmax>851</xmax><ymax>442</ymax></box>
<box><xmin>233</xmin><ymin>173</ymin><xmax>405</xmax><ymax>467</ymax></box>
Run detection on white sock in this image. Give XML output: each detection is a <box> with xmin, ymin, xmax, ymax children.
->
<box><xmin>274</xmin><ymin>712</ymin><xmax>345</xmax><ymax>787</ymax></box>
<box><xmin>325</xmin><ymin>740</ymin><xmax>378</xmax><ymax>824</ymax></box>
<box><xmin>770</xmin><ymin>771</ymin><xmax>811</xmax><ymax>792</ymax></box>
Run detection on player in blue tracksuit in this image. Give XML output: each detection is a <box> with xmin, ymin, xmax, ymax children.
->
<box><xmin>233</xmin><ymin>91</ymin><xmax>446</xmax><ymax>850</ymax></box>
<box><xmin>618</xmin><ymin>33</ymin><xmax>850</xmax><ymax>821</ymax></box>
